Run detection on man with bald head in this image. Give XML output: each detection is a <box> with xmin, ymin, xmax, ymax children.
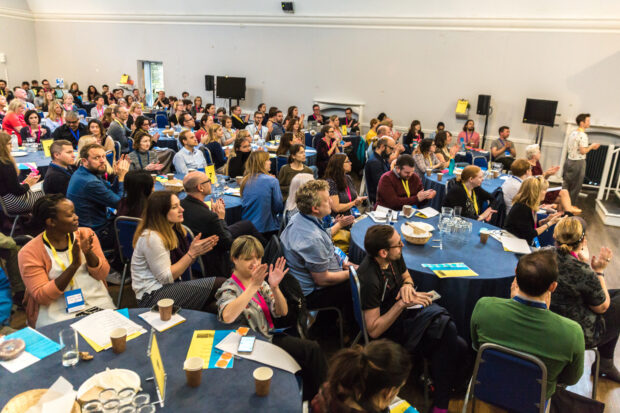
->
<box><xmin>52</xmin><ymin>111</ymin><xmax>88</xmax><ymax>148</ymax></box>
<box><xmin>365</xmin><ymin>136</ymin><xmax>397</xmax><ymax>204</ymax></box>
<box><xmin>180</xmin><ymin>171</ymin><xmax>265</xmax><ymax>277</ymax></box>
<box><xmin>14</xmin><ymin>88</ymin><xmax>35</xmax><ymax>110</ymax></box>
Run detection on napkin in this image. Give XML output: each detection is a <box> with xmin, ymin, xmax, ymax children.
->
<box><xmin>25</xmin><ymin>376</ymin><xmax>76</xmax><ymax>413</ymax></box>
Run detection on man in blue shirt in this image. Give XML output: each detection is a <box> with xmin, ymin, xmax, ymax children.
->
<box><xmin>364</xmin><ymin>136</ymin><xmax>396</xmax><ymax>204</ymax></box>
<box><xmin>172</xmin><ymin>130</ymin><xmax>207</xmax><ymax>174</ymax></box>
<box><xmin>280</xmin><ymin>179</ymin><xmax>356</xmax><ymax>333</ymax></box>
<box><xmin>268</xmin><ymin>108</ymin><xmax>285</xmax><ymax>137</ymax></box>
<box><xmin>66</xmin><ymin>143</ymin><xmax>129</xmax><ymax>249</ymax></box>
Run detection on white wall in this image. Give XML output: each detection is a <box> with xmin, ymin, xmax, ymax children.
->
<box><xmin>0</xmin><ymin>0</ymin><xmax>40</xmax><ymax>88</ymax></box>
<box><xmin>6</xmin><ymin>0</ymin><xmax>620</xmax><ymax>168</ymax></box>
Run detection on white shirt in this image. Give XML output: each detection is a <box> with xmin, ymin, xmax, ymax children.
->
<box><xmin>501</xmin><ymin>175</ymin><xmax>523</xmax><ymax>213</ymax></box>
<box><xmin>131</xmin><ymin>230</ymin><xmax>174</xmax><ymax>300</ymax></box>
<box><xmin>567</xmin><ymin>129</ymin><xmax>588</xmax><ymax>161</ymax></box>
<box><xmin>245</xmin><ymin>123</ymin><xmax>268</xmax><ymax>140</ymax></box>
<box><xmin>36</xmin><ymin>242</ymin><xmax>115</xmax><ymax>328</ymax></box>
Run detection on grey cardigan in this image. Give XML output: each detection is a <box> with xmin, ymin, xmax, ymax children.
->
<box><xmin>128</xmin><ymin>150</ymin><xmax>158</xmax><ymax>170</ymax></box>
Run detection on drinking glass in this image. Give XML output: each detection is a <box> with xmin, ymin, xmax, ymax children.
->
<box><xmin>132</xmin><ymin>393</ymin><xmax>150</xmax><ymax>407</ymax></box>
<box><xmin>441</xmin><ymin>207</ymin><xmax>454</xmax><ymax>218</ymax></box>
<box><xmin>83</xmin><ymin>400</ymin><xmax>104</xmax><ymax>412</ymax></box>
<box><xmin>453</xmin><ymin>206</ymin><xmax>462</xmax><ymax>217</ymax></box>
<box><xmin>118</xmin><ymin>406</ymin><xmax>136</xmax><ymax>413</ymax></box>
<box><xmin>118</xmin><ymin>388</ymin><xmax>136</xmax><ymax>406</ymax></box>
<box><xmin>59</xmin><ymin>328</ymin><xmax>79</xmax><ymax>367</ymax></box>
<box><xmin>137</xmin><ymin>405</ymin><xmax>156</xmax><ymax>413</ymax></box>
<box><xmin>102</xmin><ymin>399</ymin><xmax>121</xmax><ymax>412</ymax></box>
<box><xmin>99</xmin><ymin>388</ymin><xmax>117</xmax><ymax>404</ymax></box>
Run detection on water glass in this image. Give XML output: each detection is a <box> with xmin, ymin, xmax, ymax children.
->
<box><xmin>102</xmin><ymin>399</ymin><xmax>121</xmax><ymax>412</ymax></box>
<box><xmin>137</xmin><ymin>405</ymin><xmax>156</xmax><ymax>413</ymax></box>
<box><xmin>441</xmin><ymin>207</ymin><xmax>454</xmax><ymax>218</ymax></box>
<box><xmin>118</xmin><ymin>388</ymin><xmax>136</xmax><ymax>406</ymax></box>
<box><xmin>132</xmin><ymin>393</ymin><xmax>150</xmax><ymax>407</ymax></box>
<box><xmin>453</xmin><ymin>206</ymin><xmax>462</xmax><ymax>217</ymax></box>
<box><xmin>59</xmin><ymin>328</ymin><xmax>79</xmax><ymax>367</ymax></box>
<box><xmin>83</xmin><ymin>400</ymin><xmax>104</xmax><ymax>412</ymax></box>
<box><xmin>99</xmin><ymin>388</ymin><xmax>118</xmax><ymax>404</ymax></box>
<box><xmin>118</xmin><ymin>406</ymin><xmax>136</xmax><ymax>413</ymax></box>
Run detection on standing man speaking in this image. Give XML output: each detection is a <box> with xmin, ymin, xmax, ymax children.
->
<box><xmin>563</xmin><ymin>113</ymin><xmax>600</xmax><ymax>204</ymax></box>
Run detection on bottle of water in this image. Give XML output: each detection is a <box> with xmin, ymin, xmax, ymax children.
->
<box><xmin>10</xmin><ymin>133</ymin><xmax>18</xmax><ymax>151</ymax></box>
<box><xmin>460</xmin><ymin>137</ymin><xmax>466</xmax><ymax>151</ymax></box>
<box><xmin>448</xmin><ymin>158</ymin><xmax>455</xmax><ymax>175</ymax></box>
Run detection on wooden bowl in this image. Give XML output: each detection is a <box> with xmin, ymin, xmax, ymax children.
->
<box><xmin>2</xmin><ymin>389</ymin><xmax>80</xmax><ymax>413</ymax></box>
<box><xmin>401</xmin><ymin>223</ymin><xmax>432</xmax><ymax>245</ymax></box>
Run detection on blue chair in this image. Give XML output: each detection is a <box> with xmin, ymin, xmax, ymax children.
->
<box><xmin>462</xmin><ymin>342</ymin><xmax>547</xmax><ymax>413</ymax></box>
<box><xmin>127</xmin><ymin>138</ymin><xmax>133</xmax><ymax>153</ymax></box>
<box><xmin>473</xmin><ymin>156</ymin><xmax>488</xmax><ymax>170</ymax></box>
<box><xmin>183</xmin><ymin>225</ymin><xmax>206</xmax><ymax>279</ymax></box>
<box><xmin>105</xmin><ymin>151</ymin><xmax>114</xmax><ymax>166</ymax></box>
<box><xmin>455</xmin><ymin>162</ymin><xmax>469</xmax><ymax>169</ymax></box>
<box><xmin>348</xmin><ymin>267</ymin><xmax>369</xmax><ymax>346</ymax></box>
<box><xmin>276</xmin><ymin>156</ymin><xmax>288</xmax><ymax>174</ymax></box>
<box><xmin>77</xmin><ymin>108</ymin><xmax>88</xmax><ymax>118</ymax></box>
<box><xmin>155</xmin><ymin>114</ymin><xmax>168</xmax><ymax>128</ymax></box>
<box><xmin>113</xmin><ymin>216</ymin><xmax>141</xmax><ymax>308</ymax></box>
<box><xmin>156</xmin><ymin>111</ymin><xmax>167</xmax><ymax>117</ymax></box>
<box><xmin>113</xmin><ymin>141</ymin><xmax>121</xmax><ymax>161</ymax></box>
<box><xmin>465</xmin><ymin>152</ymin><xmax>474</xmax><ymax>164</ymax></box>
<box><xmin>305</xmin><ymin>132</ymin><xmax>313</xmax><ymax>147</ymax></box>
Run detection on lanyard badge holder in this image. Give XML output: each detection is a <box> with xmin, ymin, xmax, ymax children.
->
<box><xmin>334</xmin><ymin>246</ymin><xmax>348</xmax><ymax>267</ymax></box>
<box><xmin>44</xmin><ymin>231</ymin><xmax>86</xmax><ymax>313</ymax></box>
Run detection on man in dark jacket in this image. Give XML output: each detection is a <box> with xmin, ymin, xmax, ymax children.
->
<box><xmin>364</xmin><ymin>136</ymin><xmax>395</xmax><ymax>204</ymax></box>
<box><xmin>51</xmin><ymin>111</ymin><xmax>88</xmax><ymax>148</ymax></box>
<box><xmin>43</xmin><ymin>140</ymin><xmax>76</xmax><ymax>195</ymax></box>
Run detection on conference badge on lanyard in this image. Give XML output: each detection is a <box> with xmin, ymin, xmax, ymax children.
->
<box><xmin>65</xmin><ymin>289</ymin><xmax>85</xmax><ymax>313</ymax></box>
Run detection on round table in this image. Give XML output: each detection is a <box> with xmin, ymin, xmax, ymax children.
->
<box><xmin>154</xmin><ymin>174</ymin><xmax>242</xmax><ymax>226</ymax></box>
<box><xmin>423</xmin><ymin>172</ymin><xmax>507</xmax><ymax>211</ymax></box>
<box><xmin>14</xmin><ymin>150</ymin><xmax>52</xmax><ymax>178</ymax></box>
<box><xmin>349</xmin><ymin>214</ymin><xmax>518</xmax><ymax>342</ymax></box>
<box><xmin>0</xmin><ymin>309</ymin><xmax>301</xmax><ymax>413</ymax></box>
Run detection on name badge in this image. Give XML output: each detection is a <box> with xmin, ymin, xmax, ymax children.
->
<box><xmin>351</xmin><ymin>207</ymin><xmax>361</xmax><ymax>218</ymax></box>
<box><xmin>64</xmin><ymin>289</ymin><xmax>86</xmax><ymax>313</ymax></box>
<box><xmin>505</xmin><ymin>150</ymin><xmax>511</xmax><ymax>156</ymax></box>
<box><xmin>334</xmin><ymin>246</ymin><xmax>349</xmax><ymax>267</ymax></box>
<box><xmin>532</xmin><ymin>237</ymin><xmax>541</xmax><ymax>249</ymax></box>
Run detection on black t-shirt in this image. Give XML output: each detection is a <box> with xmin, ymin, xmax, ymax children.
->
<box><xmin>358</xmin><ymin>254</ymin><xmax>406</xmax><ymax>313</ymax></box>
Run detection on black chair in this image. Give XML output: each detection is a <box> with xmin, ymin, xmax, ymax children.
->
<box><xmin>490</xmin><ymin>187</ymin><xmax>506</xmax><ymax>229</ymax></box>
<box><xmin>0</xmin><ymin>197</ymin><xmax>25</xmax><ymax>238</ymax></box>
<box><xmin>183</xmin><ymin>225</ymin><xmax>207</xmax><ymax>279</ymax></box>
<box><xmin>348</xmin><ymin>267</ymin><xmax>369</xmax><ymax>346</ymax></box>
<box><xmin>113</xmin><ymin>216</ymin><xmax>141</xmax><ymax>308</ymax></box>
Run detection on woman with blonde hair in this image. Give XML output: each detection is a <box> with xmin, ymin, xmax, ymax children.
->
<box><xmin>240</xmin><ymin>151</ymin><xmax>283</xmax><ymax>238</ymax></box>
<box><xmin>131</xmin><ymin>191</ymin><xmax>223</xmax><ymax>310</ymax></box>
<box><xmin>505</xmin><ymin>176</ymin><xmax>563</xmax><ymax>244</ymax></box>
<box><xmin>2</xmin><ymin>99</ymin><xmax>27</xmax><ymax>137</ymax></box>
<box><xmin>551</xmin><ymin>216</ymin><xmax>619</xmax><ymax>381</ymax></box>
<box><xmin>0</xmin><ymin>132</ymin><xmax>43</xmax><ymax>214</ymax></box>
<box><xmin>443</xmin><ymin>165</ymin><xmax>496</xmax><ymax>221</ymax></box>
<box><xmin>101</xmin><ymin>105</ymin><xmax>115</xmax><ymax>129</ymax></box>
<box><xmin>42</xmin><ymin>100</ymin><xmax>65</xmax><ymax>132</ymax></box>
<box><xmin>203</xmin><ymin>123</ymin><xmax>227</xmax><ymax>170</ymax></box>
<box><xmin>127</xmin><ymin>102</ymin><xmax>143</xmax><ymax>130</ymax></box>
<box><xmin>365</xmin><ymin>118</ymin><xmax>379</xmax><ymax>145</ymax></box>
<box><xmin>61</xmin><ymin>93</ymin><xmax>77</xmax><ymax>113</ymax></box>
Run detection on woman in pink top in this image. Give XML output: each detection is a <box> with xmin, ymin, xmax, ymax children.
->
<box><xmin>457</xmin><ymin>119</ymin><xmax>480</xmax><ymax>148</ymax></box>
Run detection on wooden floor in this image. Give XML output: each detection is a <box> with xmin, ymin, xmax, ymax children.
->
<box><xmin>6</xmin><ymin>189</ymin><xmax>620</xmax><ymax>412</ymax></box>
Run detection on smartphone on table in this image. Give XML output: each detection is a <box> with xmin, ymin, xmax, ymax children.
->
<box><xmin>238</xmin><ymin>336</ymin><xmax>256</xmax><ymax>354</ymax></box>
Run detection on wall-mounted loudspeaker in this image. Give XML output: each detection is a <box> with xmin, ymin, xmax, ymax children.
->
<box><xmin>476</xmin><ymin>94</ymin><xmax>491</xmax><ymax>116</ymax></box>
<box><xmin>205</xmin><ymin>75</ymin><xmax>214</xmax><ymax>91</ymax></box>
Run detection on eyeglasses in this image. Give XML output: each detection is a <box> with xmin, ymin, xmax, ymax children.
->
<box><xmin>387</xmin><ymin>146</ymin><xmax>396</xmax><ymax>150</ymax></box>
<box><xmin>389</xmin><ymin>241</ymin><xmax>404</xmax><ymax>249</ymax></box>
<box><xmin>66</xmin><ymin>120</ymin><xmax>79</xmax><ymax>124</ymax></box>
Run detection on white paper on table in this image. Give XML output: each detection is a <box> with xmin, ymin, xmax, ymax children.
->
<box><xmin>138</xmin><ymin>310</ymin><xmax>186</xmax><ymax>332</ymax></box>
<box><xmin>417</xmin><ymin>207</ymin><xmax>439</xmax><ymax>218</ymax></box>
<box><xmin>70</xmin><ymin>309</ymin><xmax>146</xmax><ymax>348</ymax></box>
<box><xmin>215</xmin><ymin>332</ymin><xmax>301</xmax><ymax>374</ymax></box>
<box><xmin>501</xmin><ymin>235</ymin><xmax>532</xmax><ymax>254</ymax></box>
<box><xmin>0</xmin><ymin>349</ymin><xmax>39</xmax><ymax>373</ymax></box>
<box><xmin>25</xmin><ymin>376</ymin><xmax>76</xmax><ymax>413</ymax></box>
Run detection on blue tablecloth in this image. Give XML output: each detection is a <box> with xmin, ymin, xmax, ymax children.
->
<box><xmin>0</xmin><ymin>309</ymin><xmax>301</xmax><ymax>413</ymax></box>
<box><xmin>349</xmin><ymin>214</ymin><xmax>517</xmax><ymax>341</ymax></box>
<box><xmin>423</xmin><ymin>173</ymin><xmax>507</xmax><ymax>211</ymax></box>
<box><xmin>15</xmin><ymin>150</ymin><xmax>52</xmax><ymax>179</ymax></box>
<box><xmin>154</xmin><ymin>174</ymin><xmax>242</xmax><ymax>226</ymax></box>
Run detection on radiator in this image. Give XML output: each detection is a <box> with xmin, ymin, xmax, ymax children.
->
<box><xmin>585</xmin><ymin>144</ymin><xmax>620</xmax><ymax>187</ymax></box>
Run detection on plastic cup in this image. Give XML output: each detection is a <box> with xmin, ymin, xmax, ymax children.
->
<box><xmin>110</xmin><ymin>328</ymin><xmax>127</xmax><ymax>354</ymax></box>
<box><xmin>437</xmin><ymin>172</ymin><xmax>443</xmax><ymax>181</ymax></box>
<box><xmin>184</xmin><ymin>357</ymin><xmax>204</xmax><ymax>387</ymax></box>
<box><xmin>480</xmin><ymin>232</ymin><xmax>490</xmax><ymax>244</ymax></box>
<box><xmin>59</xmin><ymin>328</ymin><xmax>79</xmax><ymax>367</ymax></box>
<box><xmin>253</xmin><ymin>367</ymin><xmax>273</xmax><ymax>396</ymax></box>
<box><xmin>158</xmin><ymin>298</ymin><xmax>174</xmax><ymax>321</ymax></box>
<box><xmin>426</xmin><ymin>168</ymin><xmax>432</xmax><ymax>177</ymax></box>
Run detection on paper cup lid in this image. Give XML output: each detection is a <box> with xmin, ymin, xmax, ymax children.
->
<box><xmin>253</xmin><ymin>367</ymin><xmax>273</xmax><ymax>380</ymax></box>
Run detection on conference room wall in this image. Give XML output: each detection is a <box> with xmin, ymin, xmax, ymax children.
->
<box><xmin>0</xmin><ymin>7</ymin><xmax>40</xmax><ymax>90</ymax></box>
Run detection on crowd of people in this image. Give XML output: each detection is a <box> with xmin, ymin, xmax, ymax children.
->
<box><xmin>0</xmin><ymin>79</ymin><xmax>614</xmax><ymax>412</ymax></box>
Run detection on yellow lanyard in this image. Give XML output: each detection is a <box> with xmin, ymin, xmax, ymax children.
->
<box><xmin>402</xmin><ymin>179</ymin><xmax>410</xmax><ymax>197</ymax></box>
<box><xmin>114</xmin><ymin>119</ymin><xmax>124</xmax><ymax>128</ymax></box>
<box><xmin>43</xmin><ymin>231</ymin><xmax>75</xmax><ymax>287</ymax></box>
<box><xmin>463</xmin><ymin>184</ymin><xmax>479</xmax><ymax>215</ymax></box>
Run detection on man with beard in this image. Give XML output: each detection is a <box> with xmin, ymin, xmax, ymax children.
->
<box><xmin>457</xmin><ymin>119</ymin><xmax>481</xmax><ymax>149</ymax></box>
<box><xmin>365</xmin><ymin>136</ymin><xmax>397</xmax><ymax>204</ymax></box>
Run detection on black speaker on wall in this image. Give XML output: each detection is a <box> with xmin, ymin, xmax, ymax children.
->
<box><xmin>476</xmin><ymin>94</ymin><xmax>491</xmax><ymax>115</ymax></box>
<box><xmin>205</xmin><ymin>75</ymin><xmax>215</xmax><ymax>91</ymax></box>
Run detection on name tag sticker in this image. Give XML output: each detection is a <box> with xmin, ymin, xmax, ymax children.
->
<box><xmin>64</xmin><ymin>289</ymin><xmax>86</xmax><ymax>313</ymax></box>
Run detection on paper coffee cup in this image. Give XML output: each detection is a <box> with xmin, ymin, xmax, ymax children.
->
<box><xmin>110</xmin><ymin>328</ymin><xmax>127</xmax><ymax>354</ymax></box>
<box><xmin>253</xmin><ymin>367</ymin><xmax>273</xmax><ymax>397</ymax></box>
<box><xmin>479</xmin><ymin>232</ymin><xmax>490</xmax><ymax>244</ymax></box>
<box><xmin>437</xmin><ymin>173</ymin><xmax>443</xmax><ymax>181</ymax></box>
<box><xmin>166</xmin><ymin>173</ymin><xmax>174</xmax><ymax>181</ymax></box>
<box><xmin>426</xmin><ymin>168</ymin><xmax>432</xmax><ymax>177</ymax></box>
<box><xmin>403</xmin><ymin>205</ymin><xmax>413</xmax><ymax>216</ymax></box>
<box><xmin>158</xmin><ymin>298</ymin><xmax>174</xmax><ymax>321</ymax></box>
<box><xmin>235</xmin><ymin>176</ymin><xmax>243</xmax><ymax>185</ymax></box>
<box><xmin>184</xmin><ymin>357</ymin><xmax>203</xmax><ymax>387</ymax></box>
<box><xmin>493</xmin><ymin>170</ymin><xmax>499</xmax><ymax>178</ymax></box>
<box><xmin>188</xmin><ymin>168</ymin><xmax>196</xmax><ymax>173</ymax></box>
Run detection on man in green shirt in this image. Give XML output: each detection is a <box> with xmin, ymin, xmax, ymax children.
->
<box><xmin>471</xmin><ymin>249</ymin><xmax>584</xmax><ymax>399</ymax></box>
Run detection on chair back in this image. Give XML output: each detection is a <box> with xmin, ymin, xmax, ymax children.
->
<box><xmin>183</xmin><ymin>225</ymin><xmax>205</xmax><ymax>279</ymax></box>
<box><xmin>465</xmin><ymin>152</ymin><xmax>474</xmax><ymax>164</ymax></box>
<box><xmin>470</xmin><ymin>343</ymin><xmax>547</xmax><ymax>413</ymax></box>
<box><xmin>127</xmin><ymin>138</ymin><xmax>133</xmax><ymax>153</ymax></box>
<box><xmin>304</xmin><ymin>132</ymin><xmax>313</xmax><ymax>147</ymax></box>
<box><xmin>276</xmin><ymin>156</ymin><xmax>288</xmax><ymax>174</ymax></box>
<box><xmin>77</xmin><ymin>108</ymin><xmax>88</xmax><ymax>118</ymax></box>
<box><xmin>490</xmin><ymin>187</ymin><xmax>506</xmax><ymax>228</ymax></box>
<box><xmin>473</xmin><ymin>156</ymin><xmax>488</xmax><ymax>170</ymax></box>
<box><xmin>155</xmin><ymin>114</ymin><xmax>168</xmax><ymax>128</ymax></box>
<box><xmin>113</xmin><ymin>141</ymin><xmax>121</xmax><ymax>161</ymax></box>
<box><xmin>446</xmin><ymin>177</ymin><xmax>459</xmax><ymax>193</ymax></box>
<box><xmin>262</xmin><ymin>234</ymin><xmax>283</xmax><ymax>265</ymax></box>
<box><xmin>0</xmin><ymin>197</ymin><xmax>16</xmax><ymax>218</ymax></box>
<box><xmin>455</xmin><ymin>162</ymin><xmax>469</xmax><ymax>169</ymax></box>
<box><xmin>105</xmin><ymin>150</ymin><xmax>114</xmax><ymax>166</ymax></box>
<box><xmin>114</xmin><ymin>216</ymin><xmax>141</xmax><ymax>264</ymax></box>
<box><xmin>349</xmin><ymin>267</ymin><xmax>369</xmax><ymax>345</ymax></box>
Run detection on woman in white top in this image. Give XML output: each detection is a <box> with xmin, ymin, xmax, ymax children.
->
<box><xmin>43</xmin><ymin>100</ymin><xmax>65</xmax><ymax>132</ymax></box>
<box><xmin>131</xmin><ymin>190</ymin><xmax>224</xmax><ymax>311</ymax></box>
<box><xmin>62</xmin><ymin>93</ymin><xmax>78</xmax><ymax>113</ymax></box>
<box><xmin>18</xmin><ymin>194</ymin><xmax>115</xmax><ymax>328</ymax></box>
